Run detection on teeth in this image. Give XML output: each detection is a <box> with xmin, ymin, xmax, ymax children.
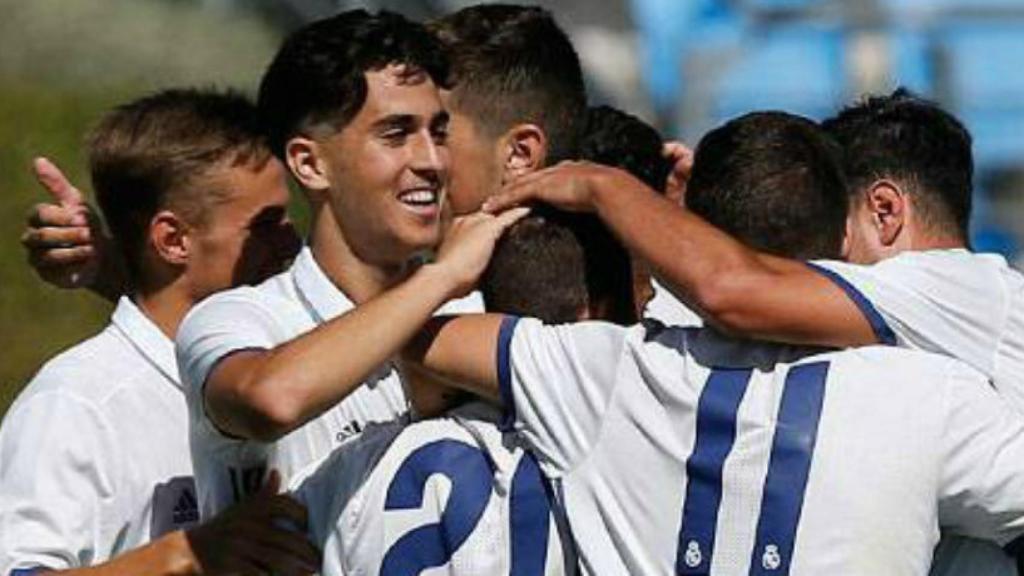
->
<box><xmin>399</xmin><ymin>190</ymin><xmax>437</xmax><ymax>205</ymax></box>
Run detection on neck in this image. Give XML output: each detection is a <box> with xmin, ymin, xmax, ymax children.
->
<box><xmin>307</xmin><ymin>203</ymin><xmax>409</xmax><ymax>304</ymax></box>
<box><xmin>133</xmin><ymin>282</ymin><xmax>194</xmax><ymax>340</ymax></box>
<box><xmin>910</xmin><ymin>233</ymin><xmax>966</xmax><ymax>252</ymax></box>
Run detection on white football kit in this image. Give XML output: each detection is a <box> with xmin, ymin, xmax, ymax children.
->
<box><xmin>811</xmin><ymin>249</ymin><xmax>1024</xmax><ymax>575</ymax></box>
<box><xmin>0</xmin><ymin>298</ymin><xmax>198</xmax><ymax>574</ymax></box>
<box><xmin>292</xmin><ymin>403</ymin><xmax>569</xmax><ymax>576</ymax></box>
<box><xmin>176</xmin><ymin>246</ymin><xmax>482</xmax><ymax>517</ymax></box>
<box><xmin>497</xmin><ymin>316</ymin><xmax>1024</xmax><ymax>575</ymax></box>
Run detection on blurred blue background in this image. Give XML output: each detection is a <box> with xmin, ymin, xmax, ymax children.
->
<box><xmin>3</xmin><ymin>0</ymin><xmax>1024</xmax><ymax>409</ymax></box>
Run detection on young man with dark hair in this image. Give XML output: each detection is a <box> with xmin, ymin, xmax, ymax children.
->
<box><xmin>428</xmin><ymin>3</ymin><xmax>587</xmax><ymax>215</ymax></box>
<box><xmin>410</xmin><ymin>111</ymin><xmax>1024</xmax><ymax>574</ymax></box>
<box><xmin>0</xmin><ymin>89</ymin><xmax>316</xmax><ymax>576</ymax></box>
<box><xmin>173</xmin><ymin>9</ymin><xmax>526</xmax><ymax>518</ymax></box>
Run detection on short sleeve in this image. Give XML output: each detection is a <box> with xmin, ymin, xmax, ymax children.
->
<box><xmin>809</xmin><ymin>254</ymin><xmax>1004</xmax><ymax>377</ymax></box>
<box><xmin>498</xmin><ymin>317</ymin><xmax>629</xmax><ymax>475</ymax></box>
<box><xmin>937</xmin><ymin>361</ymin><xmax>1024</xmax><ymax>547</ymax></box>
<box><xmin>0</xmin><ymin>391</ymin><xmax>124</xmax><ymax>572</ymax></box>
<box><xmin>175</xmin><ymin>290</ymin><xmax>286</xmax><ymax>397</ymax></box>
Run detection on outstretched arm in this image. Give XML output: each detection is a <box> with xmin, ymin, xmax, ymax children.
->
<box><xmin>484</xmin><ymin>162</ymin><xmax>876</xmax><ymax>348</ymax></box>
<box><xmin>199</xmin><ymin>209</ymin><xmax>527</xmax><ymax>442</ymax></box>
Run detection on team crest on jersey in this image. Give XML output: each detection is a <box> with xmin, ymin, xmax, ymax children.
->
<box><xmin>762</xmin><ymin>544</ymin><xmax>782</xmax><ymax>571</ymax></box>
<box><xmin>151</xmin><ymin>476</ymin><xmax>199</xmax><ymax>536</ymax></box>
<box><xmin>684</xmin><ymin>540</ymin><xmax>703</xmax><ymax>568</ymax></box>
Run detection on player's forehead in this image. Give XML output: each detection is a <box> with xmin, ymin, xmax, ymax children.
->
<box><xmin>352</xmin><ymin>64</ymin><xmax>445</xmax><ymax>127</ymax></box>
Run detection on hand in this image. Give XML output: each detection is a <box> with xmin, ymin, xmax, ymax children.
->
<box><xmin>432</xmin><ymin>207</ymin><xmax>531</xmax><ymax>298</ymax></box>
<box><xmin>20</xmin><ymin>157</ymin><xmax>109</xmax><ymax>289</ymax></box>
<box><xmin>662</xmin><ymin>140</ymin><xmax>693</xmax><ymax>204</ymax></box>
<box><xmin>185</xmin><ymin>471</ymin><xmax>320</xmax><ymax>576</ymax></box>
<box><xmin>481</xmin><ymin>160</ymin><xmax>635</xmax><ymax>215</ymax></box>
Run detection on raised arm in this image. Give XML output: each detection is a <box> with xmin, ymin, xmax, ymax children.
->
<box><xmin>484</xmin><ymin>162</ymin><xmax>877</xmax><ymax>348</ymax></box>
<box><xmin>198</xmin><ymin>209</ymin><xmax>526</xmax><ymax>442</ymax></box>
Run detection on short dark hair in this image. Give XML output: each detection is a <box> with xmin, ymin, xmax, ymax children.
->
<box><xmin>258</xmin><ymin>9</ymin><xmax>449</xmax><ymax>158</ymax></box>
<box><xmin>482</xmin><ymin>208</ymin><xmax>634</xmax><ymax>325</ymax></box>
<box><xmin>89</xmin><ymin>88</ymin><xmax>270</xmax><ymax>284</ymax></box>
<box><xmin>822</xmin><ymin>88</ymin><xmax>973</xmax><ymax>241</ymax></box>
<box><xmin>578</xmin><ymin>105</ymin><xmax>672</xmax><ymax>193</ymax></box>
<box><xmin>429</xmin><ymin>4</ymin><xmax>586</xmax><ymax>164</ymax></box>
<box><xmin>686</xmin><ymin>111</ymin><xmax>848</xmax><ymax>260</ymax></box>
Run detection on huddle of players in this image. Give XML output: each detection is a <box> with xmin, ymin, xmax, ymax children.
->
<box><xmin>4</xmin><ymin>4</ymin><xmax>1024</xmax><ymax>576</ymax></box>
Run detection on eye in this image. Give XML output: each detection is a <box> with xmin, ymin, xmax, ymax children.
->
<box><xmin>381</xmin><ymin>129</ymin><xmax>408</xmax><ymax>145</ymax></box>
<box><xmin>431</xmin><ymin>124</ymin><xmax>449</xmax><ymax>145</ymax></box>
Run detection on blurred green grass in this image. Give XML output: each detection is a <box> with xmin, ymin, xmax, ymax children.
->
<box><xmin>0</xmin><ymin>0</ymin><xmax>286</xmax><ymax>416</ymax></box>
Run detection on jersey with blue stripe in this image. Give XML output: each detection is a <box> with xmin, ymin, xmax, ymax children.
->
<box><xmin>498</xmin><ymin>317</ymin><xmax>1024</xmax><ymax>575</ymax></box>
<box><xmin>811</xmin><ymin>249</ymin><xmax>1024</xmax><ymax>576</ymax></box>
<box><xmin>291</xmin><ymin>403</ymin><xmax>569</xmax><ymax>576</ymax></box>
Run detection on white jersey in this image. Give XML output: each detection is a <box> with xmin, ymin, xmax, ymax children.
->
<box><xmin>643</xmin><ymin>278</ymin><xmax>703</xmax><ymax>327</ymax></box>
<box><xmin>292</xmin><ymin>403</ymin><xmax>569</xmax><ymax>576</ymax></box>
<box><xmin>0</xmin><ymin>298</ymin><xmax>198</xmax><ymax>573</ymax></box>
<box><xmin>497</xmin><ymin>316</ymin><xmax>1024</xmax><ymax>575</ymax></box>
<box><xmin>176</xmin><ymin>246</ymin><xmax>482</xmax><ymax>517</ymax></box>
<box><xmin>811</xmin><ymin>249</ymin><xmax>1024</xmax><ymax>576</ymax></box>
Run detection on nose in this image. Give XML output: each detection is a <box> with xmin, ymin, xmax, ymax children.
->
<box><xmin>410</xmin><ymin>131</ymin><xmax>448</xmax><ymax>183</ymax></box>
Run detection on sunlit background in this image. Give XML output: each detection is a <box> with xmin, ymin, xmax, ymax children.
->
<box><xmin>3</xmin><ymin>0</ymin><xmax>1024</xmax><ymax>413</ymax></box>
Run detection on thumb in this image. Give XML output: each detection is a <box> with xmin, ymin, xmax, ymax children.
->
<box><xmin>33</xmin><ymin>157</ymin><xmax>85</xmax><ymax>207</ymax></box>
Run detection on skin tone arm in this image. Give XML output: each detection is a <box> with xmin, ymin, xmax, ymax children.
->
<box><xmin>21</xmin><ymin>157</ymin><xmax>126</xmax><ymax>302</ymax></box>
<box><xmin>482</xmin><ymin>161</ymin><xmax>875</xmax><ymax>348</ymax></box>
<box><xmin>205</xmin><ymin>208</ymin><xmax>529</xmax><ymax>442</ymax></box>
<box><xmin>48</xmin><ymin>472</ymin><xmax>319</xmax><ymax>576</ymax></box>
<box><xmin>404</xmin><ymin>314</ymin><xmax>506</xmax><ymax>404</ymax></box>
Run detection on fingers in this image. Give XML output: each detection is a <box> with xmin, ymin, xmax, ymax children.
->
<box><xmin>492</xmin><ymin>206</ymin><xmax>531</xmax><ymax>230</ymax></box>
<box><xmin>260</xmin><ymin>469</ymin><xmax>282</xmax><ymax>495</ymax></box>
<box><xmin>27</xmin><ymin>202</ymin><xmax>89</xmax><ymax>228</ymax></box>
<box><xmin>20</xmin><ymin>224</ymin><xmax>92</xmax><ymax>249</ymax></box>
<box><xmin>33</xmin><ymin>156</ymin><xmax>85</xmax><ymax>206</ymax></box>
<box><xmin>27</xmin><ymin>245</ymin><xmax>96</xmax><ymax>268</ymax></box>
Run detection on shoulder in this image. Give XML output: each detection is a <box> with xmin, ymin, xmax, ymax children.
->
<box><xmin>12</xmin><ymin>324</ymin><xmax>143</xmax><ymax>407</ymax></box>
<box><xmin>813</xmin><ymin>345</ymin><xmax>985</xmax><ymax>385</ymax></box>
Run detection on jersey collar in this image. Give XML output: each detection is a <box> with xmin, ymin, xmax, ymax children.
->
<box><xmin>110</xmin><ymin>296</ymin><xmax>183</xmax><ymax>391</ymax></box>
<box><xmin>291</xmin><ymin>246</ymin><xmax>356</xmax><ymax>324</ymax></box>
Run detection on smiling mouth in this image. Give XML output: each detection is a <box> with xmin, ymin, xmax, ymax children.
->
<box><xmin>398</xmin><ymin>188</ymin><xmax>439</xmax><ymax>207</ymax></box>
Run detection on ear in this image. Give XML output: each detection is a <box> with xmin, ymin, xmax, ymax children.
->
<box><xmin>285</xmin><ymin>136</ymin><xmax>331</xmax><ymax>196</ymax></box>
<box><xmin>149</xmin><ymin>210</ymin><xmax>191</xmax><ymax>266</ymax></box>
<box><xmin>500</xmin><ymin>124</ymin><xmax>547</xmax><ymax>183</ymax></box>
<box><xmin>864</xmin><ymin>179</ymin><xmax>906</xmax><ymax>247</ymax></box>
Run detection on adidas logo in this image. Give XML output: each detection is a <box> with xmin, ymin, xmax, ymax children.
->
<box><xmin>173</xmin><ymin>488</ymin><xmax>199</xmax><ymax>525</ymax></box>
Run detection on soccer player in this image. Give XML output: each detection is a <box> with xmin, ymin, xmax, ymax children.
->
<box><xmin>290</xmin><ymin>104</ymin><xmax>649</xmax><ymax>574</ymax></box>
<box><xmin>293</xmin><ymin>209</ymin><xmax>632</xmax><ymax>575</ymax></box>
<box><xmin>0</xmin><ymin>90</ymin><xmax>316</xmax><ymax>575</ymax></box>
<box><xmin>410</xmin><ymin>112</ymin><xmax>1024</xmax><ymax>574</ymax></box>
<box><xmin>173</xmin><ymin>10</ymin><xmax>527</xmax><ymax>517</ymax></box>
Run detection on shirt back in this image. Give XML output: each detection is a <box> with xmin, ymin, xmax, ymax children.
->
<box><xmin>500</xmin><ymin>318</ymin><xmax>1024</xmax><ymax>575</ymax></box>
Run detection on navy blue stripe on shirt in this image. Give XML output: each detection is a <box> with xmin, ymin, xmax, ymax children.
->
<box><xmin>748</xmin><ymin>361</ymin><xmax>830</xmax><ymax>576</ymax></box>
<box><xmin>497</xmin><ymin>315</ymin><xmax>521</xmax><ymax>431</ymax></box>
<box><xmin>11</xmin><ymin>569</ymin><xmax>46</xmax><ymax>576</ymax></box>
<box><xmin>677</xmin><ymin>367</ymin><xmax>754</xmax><ymax>575</ymax></box>
<box><xmin>805</xmin><ymin>262</ymin><xmax>897</xmax><ymax>346</ymax></box>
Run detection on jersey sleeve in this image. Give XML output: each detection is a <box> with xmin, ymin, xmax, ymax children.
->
<box><xmin>497</xmin><ymin>317</ymin><xmax>629</xmax><ymax>475</ymax></box>
<box><xmin>175</xmin><ymin>290</ymin><xmax>283</xmax><ymax>395</ymax></box>
<box><xmin>0</xmin><ymin>391</ymin><xmax>125</xmax><ymax>572</ymax></box>
<box><xmin>937</xmin><ymin>361</ymin><xmax>1024</xmax><ymax>547</ymax></box>
<box><xmin>808</xmin><ymin>255</ymin><xmax>1004</xmax><ymax>377</ymax></box>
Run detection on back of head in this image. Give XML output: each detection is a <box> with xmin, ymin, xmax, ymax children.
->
<box><xmin>89</xmin><ymin>88</ymin><xmax>269</xmax><ymax>285</ymax></box>
<box><xmin>482</xmin><ymin>208</ymin><xmax>634</xmax><ymax>325</ymax></box>
<box><xmin>822</xmin><ymin>88</ymin><xmax>973</xmax><ymax>242</ymax></box>
<box><xmin>429</xmin><ymin>4</ymin><xmax>586</xmax><ymax>163</ymax></box>
<box><xmin>579</xmin><ymin>105</ymin><xmax>672</xmax><ymax>193</ymax></box>
<box><xmin>258</xmin><ymin>9</ymin><xmax>449</xmax><ymax>158</ymax></box>
<box><xmin>686</xmin><ymin>111</ymin><xmax>848</xmax><ymax>260</ymax></box>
